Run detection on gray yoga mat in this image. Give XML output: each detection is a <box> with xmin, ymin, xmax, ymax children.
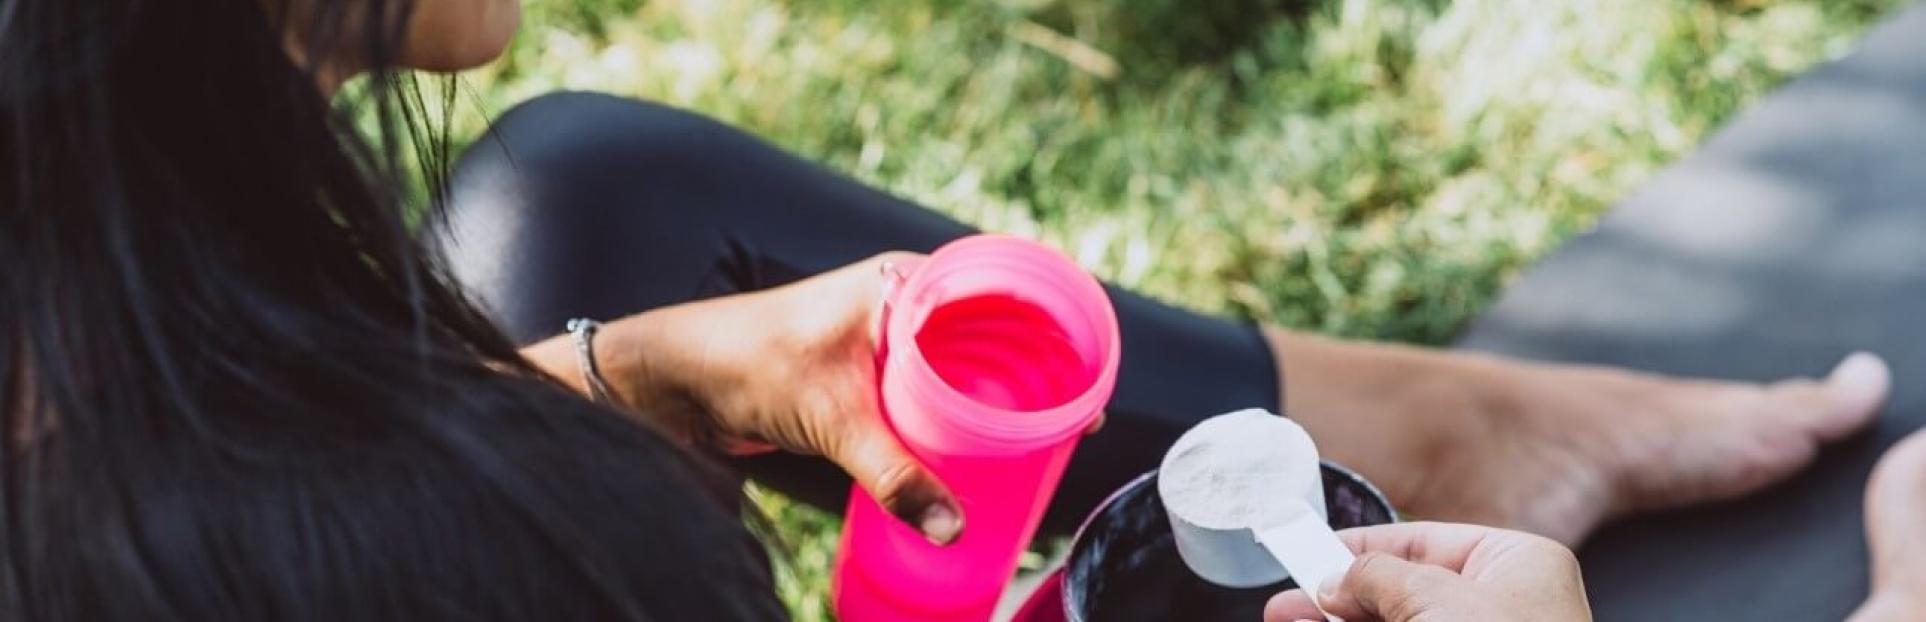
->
<box><xmin>1455</xmin><ymin>4</ymin><xmax>1926</xmax><ymax>620</ymax></box>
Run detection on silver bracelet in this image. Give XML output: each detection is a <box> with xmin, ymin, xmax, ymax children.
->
<box><xmin>566</xmin><ymin>318</ymin><xmax>617</xmax><ymax>405</ymax></box>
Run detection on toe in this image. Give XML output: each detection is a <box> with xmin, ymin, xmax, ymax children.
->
<box><xmin>1767</xmin><ymin>352</ymin><xmax>1889</xmax><ymax>442</ymax></box>
<box><xmin>1848</xmin><ymin>593</ymin><xmax>1926</xmax><ymax>622</ymax></box>
<box><xmin>1620</xmin><ymin>354</ymin><xmax>1888</xmax><ymax>517</ymax></box>
<box><xmin>1820</xmin><ymin>352</ymin><xmax>1892</xmax><ymax>439</ymax></box>
<box><xmin>1865</xmin><ymin>427</ymin><xmax>1926</xmax><ymax>591</ymax></box>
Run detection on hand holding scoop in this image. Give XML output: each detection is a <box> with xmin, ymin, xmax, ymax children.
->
<box><xmin>1158</xmin><ymin>409</ymin><xmax>1355</xmax><ymax>622</ymax></box>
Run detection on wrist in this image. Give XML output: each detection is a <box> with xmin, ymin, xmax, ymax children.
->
<box><xmin>593</xmin><ymin>310</ymin><xmax>686</xmax><ymax>411</ymax></box>
<box><xmin>518</xmin><ymin>308</ymin><xmax>709</xmax><ymax>442</ymax></box>
<box><xmin>598</xmin><ymin>307</ymin><xmax>734</xmax><ymax>447</ymax></box>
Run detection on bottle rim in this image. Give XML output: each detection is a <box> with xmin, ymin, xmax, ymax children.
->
<box><xmin>883</xmin><ymin>235</ymin><xmax>1121</xmax><ymax>454</ymax></box>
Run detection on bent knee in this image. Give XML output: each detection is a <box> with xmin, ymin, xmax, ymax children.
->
<box><xmin>466</xmin><ymin>91</ymin><xmax>743</xmax><ymax>183</ymax></box>
<box><xmin>441</xmin><ymin>93</ymin><xmax>738</xmax><ymax>250</ymax></box>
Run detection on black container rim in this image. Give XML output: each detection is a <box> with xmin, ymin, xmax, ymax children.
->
<box><xmin>1054</xmin><ymin>461</ymin><xmax>1397</xmax><ymax>621</ymax></box>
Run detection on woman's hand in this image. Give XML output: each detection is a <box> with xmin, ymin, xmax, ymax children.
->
<box><xmin>627</xmin><ymin>252</ymin><xmax>967</xmax><ymax>544</ymax></box>
<box><xmin>1263</xmin><ymin>522</ymin><xmax>1592</xmax><ymax>622</ymax></box>
<box><xmin>525</xmin><ymin>252</ymin><xmax>1040</xmax><ymax>545</ymax></box>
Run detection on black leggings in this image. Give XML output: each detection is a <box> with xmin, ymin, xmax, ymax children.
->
<box><xmin>434</xmin><ymin>92</ymin><xmax>1280</xmax><ymax>535</ymax></box>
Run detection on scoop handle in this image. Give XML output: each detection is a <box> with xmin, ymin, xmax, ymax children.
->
<box><xmin>1255</xmin><ymin>502</ymin><xmax>1355</xmax><ymax>622</ymax></box>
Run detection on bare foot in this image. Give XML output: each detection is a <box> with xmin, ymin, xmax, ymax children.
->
<box><xmin>1270</xmin><ymin>330</ymin><xmax>1890</xmax><ymax>546</ymax></box>
<box><xmin>1848</xmin><ymin>427</ymin><xmax>1926</xmax><ymax>622</ymax></box>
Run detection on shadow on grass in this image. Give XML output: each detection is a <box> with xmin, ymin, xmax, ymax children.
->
<box><xmin>1025</xmin><ymin>0</ymin><xmax>1451</xmax><ymax>85</ymax></box>
<box><xmin>1042</xmin><ymin>0</ymin><xmax>1315</xmax><ymax>68</ymax></box>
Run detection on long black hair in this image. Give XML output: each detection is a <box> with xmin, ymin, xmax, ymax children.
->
<box><xmin>0</xmin><ymin>1</ymin><xmax>784</xmax><ymax>619</ymax></box>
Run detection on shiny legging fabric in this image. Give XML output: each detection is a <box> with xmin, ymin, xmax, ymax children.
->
<box><xmin>432</xmin><ymin>92</ymin><xmax>1281</xmax><ymax>536</ymax></box>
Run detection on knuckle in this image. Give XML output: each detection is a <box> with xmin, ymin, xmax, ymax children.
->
<box><xmin>1384</xmin><ymin>583</ymin><xmax>1438</xmax><ymax>621</ymax></box>
<box><xmin>813</xmin><ymin>405</ymin><xmax>863</xmax><ymax>453</ymax></box>
<box><xmin>1352</xmin><ymin>553</ymin><xmax>1440</xmax><ymax>621</ymax></box>
<box><xmin>1547</xmin><ymin>542</ymin><xmax>1581</xmax><ymax>568</ymax></box>
<box><xmin>1353</xmin><ymin>551</ymin><xmax>1397</xmax><ymax>577</ymax></box>
<box><xmin>869</xmin><ymin>459</ymin><xmax>921</xmax><ymax>510</ymax></box>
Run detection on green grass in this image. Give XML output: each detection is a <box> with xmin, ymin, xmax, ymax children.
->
<box><xmin>449</xmin><ymin>0</ymin><xmax>1906</xmax><ymax>617</ymax></box>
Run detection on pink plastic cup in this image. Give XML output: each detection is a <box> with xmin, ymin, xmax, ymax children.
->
<box><xmin>831</xmin><ymin>235</ymin><xmax>1122</xmax><ymax>622</ymax></box>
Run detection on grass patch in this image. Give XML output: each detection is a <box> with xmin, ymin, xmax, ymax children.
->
<box><xmin>447</xmin><ymin>0</ymin><xmax>1905</xmax><ymax>616</ymax></box>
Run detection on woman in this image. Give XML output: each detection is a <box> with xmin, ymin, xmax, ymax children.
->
<box><xmin>1</xmin><ymin>0</ymin><xmax>1910</xmax><ymax>620</ymax></box>
<box><xmin>433</xmin><ymin>11</ymin><xmax>1890</xmax><ymax>545</ymax></box>
<box><xmin>3</xmin><ymin>1</ymin><xmax>779</xmax><ymax>619</ymax></box>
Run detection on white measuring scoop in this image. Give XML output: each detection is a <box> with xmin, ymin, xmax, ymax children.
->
<box><xmin>1158</xmin><ymin>409</ymin><xmax>1356</xmax><ymax>621</ymax></box>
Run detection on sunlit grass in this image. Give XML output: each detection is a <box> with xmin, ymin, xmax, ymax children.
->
<box><xmin>452</xmin><ymin>0</ymin><xmax>1904</xmax><ymax>616</ymax></box>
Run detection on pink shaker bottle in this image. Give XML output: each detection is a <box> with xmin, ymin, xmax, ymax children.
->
<box><xmin>832</xmin><ymin>235</ymin><xmax>1122</xmax><ymax>621</ymax></box>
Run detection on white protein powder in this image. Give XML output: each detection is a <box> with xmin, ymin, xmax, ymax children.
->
<box><xmin>1158</xmin><ymin>409</ymin><xmax>1324</xmax><ymax>530</ymax></box>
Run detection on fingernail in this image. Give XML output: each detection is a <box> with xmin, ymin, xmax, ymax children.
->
<box><xmin>919</xmin><ymin>503</ymin><xmax>962</xmax><ymax>546</ymax></box>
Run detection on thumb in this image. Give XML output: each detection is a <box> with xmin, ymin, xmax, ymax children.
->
<box><xmin>833</xmin><ymin>422</ymin><xmax>964</xmax><ymax>545</ymax></box>
<box><xmin>1318</xmin><ymin>552</ymin><xmax>1480</xmax><ymax>622</ymax></box>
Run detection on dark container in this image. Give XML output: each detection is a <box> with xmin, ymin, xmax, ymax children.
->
<box><xmin>1011</xmin><ymin>463</ymin><xmax>1397</xmax><ymax>622</ymax></box>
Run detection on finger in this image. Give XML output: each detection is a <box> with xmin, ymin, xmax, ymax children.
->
<box><xmin>858</xmin><ymin>253</ymin><xmax>923</xmax><ymax>346</ymax></box>
<box><xmin>1084</xmin><ymin>411</ymin><xmax>1107</xmax><ymax>435</ymax></box>
<box><xmin>1263</xmin><ymin>589</ymin><xmax>1325</xmax><ymax>622</ymax></box>
<box><xmin>1333</xmin><ymin>522</ymin><xmax>1509</xmax><ymax>572</ymax></box>
<box><xmin>1320</xmin><ymin>551</ymin><xmax>1480</xmax><ymax>622</ymax></box>
<box><xmin>785</xmin><ymin>252</ymin><xmax>966</xmax><ymax>544</ymax></box>
<box><xmin>832</xmin><ymin>419</ymin><xmax>965</xmax><ymax>545</ymax></box>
